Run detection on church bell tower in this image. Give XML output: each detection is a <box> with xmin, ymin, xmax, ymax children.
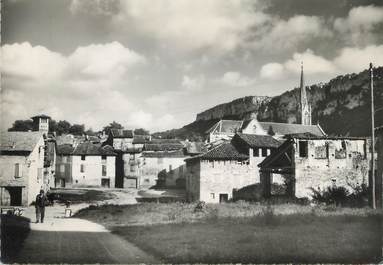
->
<box><xmin>300</xmin><ymin>62</ymin><xmax>312</xmax><ymax>125</ymax></box>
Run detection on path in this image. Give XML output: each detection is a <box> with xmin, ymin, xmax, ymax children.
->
<box><xmin>2</xmin><ymin>189</ymin><xmax>158</xmax><ymax>264</ymax></box>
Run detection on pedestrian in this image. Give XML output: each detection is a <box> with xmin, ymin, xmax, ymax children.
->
<box><xmin>35</xmin><ymin>189</ymin><xmax>48</xmax><ymax>223</ymax></box>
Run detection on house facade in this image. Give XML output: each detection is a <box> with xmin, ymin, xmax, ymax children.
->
<box><xmin>259</xmin><ymin>135</ymin><xmax>369</xmax><ymax>199</ymax></box>
<box><xmin>0</xmin><ymin>132</ymin><xmax>46</xmax><ymax>206</ymax></box>
<box><xmin>377</xmin><ymin>126</ymin><xmax>383</xmax><ymax>208</ymax></box>
<box><xmin>54</xmin><ymin>142</ymin><xmax>116</xmax><ymax>188</ymax></box>
<box><xmin>185</xmin><ymin>133</ymin><xmax>281</xmax><ymax>203</ymax></box>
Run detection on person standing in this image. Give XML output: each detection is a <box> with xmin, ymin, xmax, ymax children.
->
<box><xmin>35</xmin><ymin>189</ymin><xmax>48</xmax><ymax>223</ymax></box>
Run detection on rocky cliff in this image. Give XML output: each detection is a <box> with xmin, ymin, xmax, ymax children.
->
<box><xmin>155</xmin><ymin>67</ymin><xmax>383</xmax><ymax>140</ymax></box>
<box><xmin>196</xmin><ymin>96</ymin><xmax>271</xmax><ymax>121</ymax></box>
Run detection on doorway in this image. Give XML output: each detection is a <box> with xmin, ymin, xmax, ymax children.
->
<box><xmin>1</xmin><ymin>187</ymin><xmax>23</xmax><ymax>206</ymax></box>
<box><xmin>101</xmin><ymin>178</ymin><xmax>110</xmax><ymax>188</ymax></box>
<box><xmin>219</xmin><ymin>193</ymin><xmax>228</xmax><ymax>203</ymax></box>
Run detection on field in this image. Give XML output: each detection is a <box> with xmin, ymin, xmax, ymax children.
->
<box><xmin>75</xmin><ymin>202</ymin><xmax>382</xmax><ymax>263</ymax></box>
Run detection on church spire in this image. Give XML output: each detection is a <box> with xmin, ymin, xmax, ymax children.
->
<box><xmin>300</xmin><ymin>62</ymin><xmax>312</xmax><ymax>125</ymax></box>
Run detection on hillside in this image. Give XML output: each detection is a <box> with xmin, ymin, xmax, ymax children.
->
<box><xmin>154</xmin><ymin>67</ymin><xmax>383</xmax><ymax>140</ymax></box>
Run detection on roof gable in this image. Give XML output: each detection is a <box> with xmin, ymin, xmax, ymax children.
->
<box><xmin>110</xmin><ymin>129</ymin><xmax>134</xmax><ymax>138</ymax></box>
<box><xmin>73</xmin><ymin>142</ymin><xmax>116</xmax><ymax>156</ymax></box>
<box><xmin>234</xmin><ymin>133</ymin><xmax>281</xmax><ymax>149</ymax></box>
<box><xmin>258</xmin><ymin>122</ymin><xmax>326</xmax><ymax>137</ymax></box>
<box><xmin>0</xmin><ymin>132</ymin><xmax>43</xmax><ymax>152</ymax></box>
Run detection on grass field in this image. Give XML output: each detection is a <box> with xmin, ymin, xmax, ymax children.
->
<box><xmin>75</xmin><ymin>202</ymin><xmax>382</xmax><ymax>263</ymax></box>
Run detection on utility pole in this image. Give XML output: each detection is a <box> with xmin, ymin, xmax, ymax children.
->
<box><xmin>370</xmin><ymin>63</ymin><xmax>376</xmax><ymax>209</ymax></box>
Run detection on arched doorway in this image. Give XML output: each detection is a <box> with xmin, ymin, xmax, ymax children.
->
<box><xmin>1</xmin><ymin>187</ymin><xmax>23</xmax><ymax>206</ymax></box>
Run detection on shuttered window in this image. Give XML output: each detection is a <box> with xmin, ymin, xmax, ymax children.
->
<box><xmin>14</xmin><ymin>163</ymin><xmax>22</xmax><ymax>178</ymax></box>
<box><xmin>102</xmin><ymin>165</ymin><xmax>107</xmax><ymax>176</ymax></box>
<box><xmin>80</xmin><ymin>164</ymin><xmax>85</xmax><ymax>173</ymax></box>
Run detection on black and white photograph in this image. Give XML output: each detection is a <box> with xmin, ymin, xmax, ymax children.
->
<box><xmin>1</xmin><ymin>0</ymin><xmax>383</xmax><ymax>264</ymax></box>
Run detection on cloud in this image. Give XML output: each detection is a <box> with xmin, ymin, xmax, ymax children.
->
<box><xmin>334</xmin><ymin>5</ymin><xmax>383</xmax><ymax>45</ymax></box>
<box><xmin>219</xmin><ymin>71</ymin><xmax>256</xmax><ymax>87</ymax></box>
<box><xmin>259</xmin><ymin>45</ymin><xmax>383</xmax><ymax>80</ymax></box>
<box><xmin>70</xmin><ymin>0</ymin><xmax>120</xmax><ymax>16</ymax></box>
<box><xmin>181</xmin><ymin>75</ymin><xmax>206</xmax><ymax>91</ymax></box>
<box><xmin>259</xmin><ymin>63</ymin><xmax>285</xmax><ymax>80</ymax></box>
<box><xmin>110</xmin><ymin>0</ymin><xmax>271</xmax><ymax>52</ymax></box>
<box><xmin>1</xmin><ymin>42</ymin><xmax>147</xmax><ymax>130</ymax></box>
<box><xmin>126</xmin><ymin>110</ymin><xmax>177</xmax><ymax>131</ymax></box>
<box><xmin>249</xmin><ymin>15</ymin><xmax>332</xmax><ymax>52</ymax></box>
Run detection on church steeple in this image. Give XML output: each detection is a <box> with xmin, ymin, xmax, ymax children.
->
<box><xmin>300</xmin><ymin>62</ymin><xmax>312</xmax><ymax>125</ymax></box>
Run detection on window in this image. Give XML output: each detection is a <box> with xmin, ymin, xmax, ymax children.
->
<box><xmin>254</xmin><ymin>148</ymin><xmax>259</xmax><ymax>157</ymax></box>
<box><xmin>14</xmin><ymin>163</ymin><xmax>22</xmax><ymax>178</ymax></box>
<box><xmin>62</xmin><ymin>156</ymin><xmax>67</xmax><ymax>163</ymax></box>
<box><xmin>81</xmin><ymin>155</ymin><xmax>86</xmax><ymax>161</ymax></box>
<box><xmin>80</xmin><ymin>164</ymin><xmax>85</xmax><ymax>173</ymax></box>
<box><xmin>299</xmin><ymin>141</ymin><xmax>308</xmax><ymax>157</ymax></box>
<box><xmin>210</xmin><ymin>193</ymin><xmax>215</xmax><ymax>199</ymax></box>
<box><xmin>60</xmin><ymin>164</ymin><xmax>65</xmax><ymax>173</ymax></box>
<box><xmin>102</xmin><ymin>165</ymin><xmax>107</xmax><ymax>176</ymax></box>
<box><xmin>261</xmin><ymin>148</ymin><xmax>268</xmax><ymax>157</ymax></box>
<box><xmin>101</xmin><ymin>155</ymin><xmax>107</xmax><ymax>161</ymax></box>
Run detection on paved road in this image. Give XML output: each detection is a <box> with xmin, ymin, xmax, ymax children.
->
<box><xmin>4</xmin><ymin>217</ymin><xmax>158</xmax><ymax>264</ymax></box>
<box><xmin>2</xmin><ymin>191</ymin><xmax>158</xmax><ymax>264</ymax></box>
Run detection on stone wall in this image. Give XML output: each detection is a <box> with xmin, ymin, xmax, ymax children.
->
<box><xmin>294</xmin><ymin>138</ymin><xmax>368</xmax><ymax>198</ymax></box>
<box><xmin>377</xmin><ymin>130</ymin><xmax>383</xmax><ymax>207</ymax></box>
<box><xmin>0</xmin><ymin>136</ymin><xmax>45</xmax><ymax>206</ymax></box>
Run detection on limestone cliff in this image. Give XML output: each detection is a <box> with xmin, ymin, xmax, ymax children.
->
<box><xmin>155</xmin><ymin>67</ymin><xmax>383</xmax><ymax>140</ymax></box>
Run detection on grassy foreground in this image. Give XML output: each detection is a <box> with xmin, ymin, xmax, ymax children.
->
<box><xmin>75</xmin><ymin>202</ymin><xmax>382</xmax><ymax>263</ymax></box>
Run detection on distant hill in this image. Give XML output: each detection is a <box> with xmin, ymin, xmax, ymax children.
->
<box><xmin>154</xmin><ymin>67</ymin><xmax>383</xmax><ymax>140</ymax></box>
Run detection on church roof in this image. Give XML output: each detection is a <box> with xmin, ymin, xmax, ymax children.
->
<box><xmin>257</xmin><ymin>122</ymin><xmax>325</xmax><ymax>137</ymax></box>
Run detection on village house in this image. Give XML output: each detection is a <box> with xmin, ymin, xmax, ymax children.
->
<box><xmin>55</xmin><ymin>142</ymin><xmax>116</xmax><ymax>188</ymax></box>
<box><xmin>258</xmin><ymin>134</ymin><xmax>370</xmax><ymax>199</ymax></box>
<box><xmin>185</xmin><ymin>133</ymin><xmax>281</xmax><ymax>203</ymax></box>
<box><xmin>139</xmin><ymin>139</ymin><xmax>188</xmax><ymax>188</ymax></box>
<box><xmin>103</xmin><ymin>129</ymin><xmax>151</xmax><ymax>188</ymax></box>
<box><xmin>0</xmin><ymin>132</ymin><xmax>46</xmax><ymax>206</ymax></box>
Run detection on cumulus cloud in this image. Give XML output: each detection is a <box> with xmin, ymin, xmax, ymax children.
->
<box><xmin>219</xmin><ymin>71</ymin><xmax>256</xmax><ymax>87</ymax></box>
<box><xmin>111</xmin><ymin>0</ymin><xmax>271</xmax><ymax>52</ymax></box>
<box><xmin>259</xmin><ymin>45</ymin><xmax>383</xmax><ymax>80</ymax></box>
<box><xmin>1</xmin><ymin>42</ymin><xmax>146</xmax><ymax>130</ymax></box>
<box><xmin>181</xmin><ymin>75</ymin><xmax>206</xmax><ymax>91</ymax></box>
<box><xmin>334</xmin><ymin>5</ymin><xmax>383</xmax><ymax>46</ymax></box>
<box><xmin>253</xmin><ymin>15</ymin><xmax>332</xmax><ymax>51</ymax></box>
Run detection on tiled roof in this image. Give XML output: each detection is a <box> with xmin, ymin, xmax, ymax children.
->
<box><xmin>235</xmin><ymin>133</ymin><xmax>281</xmax><ymax>148</ymax></box>
<box><xmin>0</xmin><ymin>131</ymin><xmax>43</xmax><ymax>152</ymax></box>
<box><xmin>73</xmin><ymin>142</ymin><xmax>116</xmax><ymax>156</ymax></box>
<box><xmin>110</xmin><ymin>129</ymin><xmax>134</xmax><ymax>138</ymax></box>
<box><xmin>56</xmin><ymin>134</ymin><xmax>75</xmax><ymax>145</ymax></box>
<box><xmin>57</xmin><ymin>144</ymin><xmax>75</xmax><ymax>155</ymax></box>
<box><xmin>188</xmin><ymin>143</ymin><xmax>248</xmax><ymax>161</ymax></box>
<box><xmin>142</xmin><ymin>150</ymin><xmax>185</xmax><ymax>158</ymax></box>
<box><xmin>144</xmin><ymin>139</ymin><xmax>184</xmax><ymax>151</ymax></box>
<box><xmin>206</xmin><ymin>120</ymin><xmax>243</xmax><ymax>134</ymax></box>
<box><xmin>132</xmin><ymin>135</ymin><xmax>151</xmax><ymax>144</ymax></box>
<box><xmin>258</xmin><ymin>122</ymin><xmax>325</xmax><ymax>136</ymax></box>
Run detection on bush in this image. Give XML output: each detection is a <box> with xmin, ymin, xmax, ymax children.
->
<box><xmin>310</xmin><ymin>183</ymin><xmax>369</xmax><ymax>207</ymax></box>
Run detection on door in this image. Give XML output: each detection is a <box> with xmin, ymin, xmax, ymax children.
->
<box><xmin>60</xmin><ymin>179</ymin><xmax>66</xmax><ymax>188</ymax></box>
<box><xmin>219</xmin><ymin>193</ymin><xmax>228</xmax><ymax>203</ymax></box>
<box><xmin>101</xmin><ymin>178</ymin><xmax>110</xmax><ymax>188</ymax></box>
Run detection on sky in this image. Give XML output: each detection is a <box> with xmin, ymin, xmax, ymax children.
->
<box><xmin>1</xmin><ymin>0</ymin><xmax>383</xmax><ymax>132</ymax></box>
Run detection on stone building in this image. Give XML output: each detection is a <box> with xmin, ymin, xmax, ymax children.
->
<box><xmin>259</xmin><ymin>135</ymin><xmax>369</xmax><ymax>199</ymax></box>
<box><xmin>0</xmin><ymin>132</ymin><xmax>46</xmax><ymax>206</ymax></box>
<box><xmin>185</xmin><ymin>133</ymin><xmax>281</xmax><ymax>203</ymax></box>
<box><xmin>378</xmin><ymin>127</ymin><xmax>383</xmax><ymax>208</ymax></box>
<box><xmin>206</xmin><ymin>118</ymin><xmax>325</xmax><ymax>143</ymax></box>
<box><xmin>55</xmin><ymin>142</ymin><xmax>116</xmax><ymax>188</ymax></box>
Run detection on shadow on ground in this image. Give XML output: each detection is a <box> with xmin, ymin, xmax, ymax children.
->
<box><xmin>1</xmin><ymin>214</ymin><xmax>31</xmax><ymax>263</ymax></box>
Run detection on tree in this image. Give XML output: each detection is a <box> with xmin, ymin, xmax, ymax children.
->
<box><xmin>103</xmin><ymin>121</ymin><xmax>123</xmax><ymax>135</ymax></box>
<box><xmin>55</xmin><ymin>120</ymin><xmax>71</xmax><ymax>135</ymax></box>
<box><xmin>69</xmin><ymin>124</ymin><xmax>85</xmax><ymax>135</ymax></box>
<box><xmin>134</xmin><ymin>128</ymin><xmax>150</xmax><ymax>135</ymax></box>
<box><xmin>8</xmin><ymin>120</ymin><xmax>34</xmax><ymax>131</ymax></box>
